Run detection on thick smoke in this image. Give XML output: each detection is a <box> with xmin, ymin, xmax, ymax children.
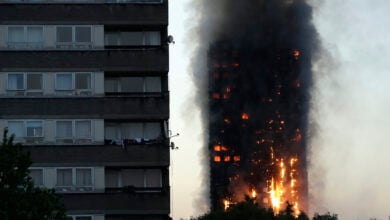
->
<box><xmin>188</xmin><ymin>0</ymin><xmax>320</xmax><ymax>213</ymax></box>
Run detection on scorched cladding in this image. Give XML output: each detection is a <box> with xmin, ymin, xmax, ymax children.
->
<box><xmin>208</xmin><ymin>41</ymin><xmax>308</xmax><ymax>214</ymax></box>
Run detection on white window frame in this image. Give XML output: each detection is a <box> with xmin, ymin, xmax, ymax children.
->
<box><xmin>55</xmin><ymin>72</ymin><xmax>93</xmax><ymax>96</ymax></box>
<box><xmin>6</xmin><ymin>73</ymin><xmax>44</xmax><ymax>96</ymax></box>
<box><xmin>55</xmin><ymin>26</ymin><xmax>93</xmax><ymax>49</ymax></box>
<box><xmin>6</xmin><ymin>120</ymin><xmax>44</xmax><ymax>142</ymax></box>
<box><xmin>28</xmin><ymin>168</ymin><xmax>45</xmax><ymax>187</ymax></box>
<box><xmin>55</xmin><ymin>120</ymin><xmax>93</xmax><ymax>144</ymax></box>
<box><xmin>55</xmin><ymin>167</ymin><xmax>94</xmax><ymax>193</ymax></box>
<box><xmin>7</xmin><ymin>25</ymin><xmax>44</xmax><ymax>49</ymax></box>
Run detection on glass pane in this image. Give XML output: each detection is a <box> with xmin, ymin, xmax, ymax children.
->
<box><xmin>75</xmin><ymin>121</ymin><xmax>91</xmax><ymax>138</ymax></box>
<box><xmin>105</xmin><ymin>125</ymin><xmax>120</xmax><ymax>140</ymax></box>
<box><xmin>104</xmin><ymin>78</ymin><xmax>119</xmax><ymax>93</ymax></box>
<box><xmin>56</xmin><ymin>74</ymin><xmax>73</xmax><ymax>90</ymax></box>
<box><xmin>105</xmin><ymin>32</ymin><xmax>119</xmax><ymax>46</ymax></box>
<box><xmin>29</xmin><ymin>169</ymin><xmax>43</xmax><ymax>186</ymax></box>
<box><xmin>76</xmin><ymin>217</ymin><xmax>92</xmax><ymax>220</ymax></box>
<box><xmin>144</xmin><ymin>123</ymin><xmax>160</xmax><ymax>139</ymax></box>
<box><xmin>27</xmin><ymin>27</ymin><xmax>43</xmax><ymax>43</ymax></box>
<box><xmin>75</xmin><ymin>74</ymin><xmax>91</xmax><ymax>90</ymax></box>
<box><xmin>76</xmin><ymin>169</ymin><xmax>92</xmax><ymax>186</ymax></box>
<box><xmin>121</xmin><ymin>77</ymin><xmax>143</xmax><ymax>92</ymax></box>
<box><xmin>144</xmin><ymin>31</ymin><xmax>161</xmax><ymax>46</ymax></box>
<box><xmin>8</xmin><ymin>27</ymin><xmax>24</xmax><ymax>42</ymax></box>
<box><xmin>26</xmin><ymin>74</ymin><xmax>42</xmax><ymax>90</ymax></box>
<box><xmin>75</xmin><ymin>27</ymin><xmax>91</xmax><ymax>43</ymax></box>
<box><xmin>105</xmin><ymin>169</ymin><xmax>120</xmax><ymax>188</ymax></box>
<box><xmin>56</xmin><ymin>27</ymin><xmax>73</xmax><ymax>43</ymax></box>
<box><xmin>145</xmin><ymin>77</ymin><xmax>161</xmax><ymax>92</ymax></box>
<box><xmin>8</xmin><ymin>121</ymin><xmax>24</xmax><ymax>138</ymax></box>
<box><xmin>26</xmin><ymin>121</ymin><xmax>43</xmax><ymax>137</ymax></box>
<box><xmin>8</xmin><ymin>74</ymin><xmax>24</xmax><ymax>90</ymax></box>
<box><xmin>120</xmin><ymin>32</ymin><xmax>144</xmax><ymax>45</ymax></box>
<box><xmin>57</xmin><ymin>169</ymin><xmax>72</xmax><ymax>186</ymax></box>
<box><xmin>122</xmin><ymin>169</ymin><xmax>144</xmax><ymax>187</ymax></box>
<box><xmin>145</xmin><ymin>169</ymin><xmax>161</xmax><ymax>187</ymax></box>
<box><xmin>56</xmin><ymin>121</ymin><xmax>72</xmax><ymax>138</ymax></box>
<box><xmin>122</xmin><ymin>123</ymin><xmax>143</xmax><ymax>139</ymax></box>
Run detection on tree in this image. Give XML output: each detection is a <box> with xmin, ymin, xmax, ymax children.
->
<box><xmin>312</xmin><ymin>212</ymin><xmax>338</xmax><ymax>220</ymax></box>
<box><xmin>0</xmin><ymin>129</ymin><xmax>67</xmax><ymax>220</ymax></box>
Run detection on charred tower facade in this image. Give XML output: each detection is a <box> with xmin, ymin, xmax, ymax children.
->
<box><xmin>205</xmin><ymin>0</ymin><xmax>318</xmax><ymax>213</ymax></box>
<box><xmin>0</xmin><ymin>0</ymin><xmax>170</xmax><ymax>220</ymax></box>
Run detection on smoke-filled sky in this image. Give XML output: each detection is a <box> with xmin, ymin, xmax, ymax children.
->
<box><xmin>169</xmin><ymin>0</ymin><xmax>390</xmax><ymax>219</ymax></box>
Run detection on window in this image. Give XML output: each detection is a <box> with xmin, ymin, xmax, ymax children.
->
<box><xmin>29</xmin><ymin>169</ymin><xmax>44</xmax><ymax>186</ymax></box>
<box><xmin>105</xmin><ymin>76</ymin><xmax>161</xmax><ymax>94</ymax></box>
<box><xmin>105</xmin><ymin>31</ymin><xmax>160</xmax><ymax>46</ymax></box>
<box><xmin>8</xmin><ymin>121</ymin><xmax>24</xmax><ymax>138</ymax></box>
<box><xmin>56</xmin><ymin>168</ymin><xmax>93</xmax><ymax>192</ymax></box>
<box><xmin>104</xmin><ymin>122</ymin><xmax>161</xmax><ymax>143</ymax></box>
<box><xmin>7</xmin><ymin>73</ymin><xmax>43</xmax><ymax>96</ymax></box>
<box><xmin>105</xmin><ymin>169</ymin><xmax>162</xmax><ymax>190</ymax></box>
<box><xmin>56</xmin><ymin>26</ymin><xmax>92</xmax><ymax>49</ymax></box>
<box><xmin>55</xmin><ymin>73</ymin><xmax>92</xmax><ymax>96</ymax></box>
<box><xmin>56</xmin><ymin>120</ymin><xmax>92</xmax><ymax>144</ymax></box>
<box><xmin>7</xmin><ymin>26</ymin><xmax>43</xmax><ymax>49</ymax></box>
<box><xmin>7</xmin><ymin>120</ymin><xmax>44</xmax><ymax>141</ymax></box>
<box><xmin>67</xmin><ymin>216</ymin><xmax>93</xmax><ymax>220</ymax></box>
<box><xmin>26</xmin><ymin>121</ymin><xmax>43</xmax><ymax>137</ymax></box>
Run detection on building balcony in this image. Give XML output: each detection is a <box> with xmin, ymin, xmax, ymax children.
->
<box><xmin>61</xmin><ymin>188</ymin><xmax>170</xmax><ymax>214</ymax></box>
<box><xmin>25</xmin><ymin>143</ymin><xmax>170</xmax><ymax>167</ymax></box>
<box><xmin>0</xmin><ymin>93</ymin><xmax>169</xmax><ymax>119</ymax></box>
<box><xmin>0</xmin><ymin>1</ymin><xmax>167</xmax><ymax>25</ymax></box>
<box><xmin>0</xmin><ymin>48</ymin><xmax>168</xmax><ymax>72</ymax></box>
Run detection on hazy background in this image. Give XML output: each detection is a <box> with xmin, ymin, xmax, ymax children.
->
<box><xmin>169</xmin><ymin>0</ymin><xmax>390</xmax><ymax>219</ymax></box>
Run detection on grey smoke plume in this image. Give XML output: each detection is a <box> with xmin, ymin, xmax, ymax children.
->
<box><xmin>187</xmin><ymin>0</ymin><xmax>321</xmax><ymax>213</ymax></box>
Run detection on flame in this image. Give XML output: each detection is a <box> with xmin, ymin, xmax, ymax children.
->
<box><xmin>242</xmin><ymin>113</ymin><xmax>249</xmax><ymax>120</ymax></box>
<box><xmin>214</xmin><ymin>155</ymin><xmax>221</xmax><ymax>162</ymax></box>
<box><xmin>223</xmin><ymin>199</ymin><xmax>230</xmax><ymax>211</ymax></box>
<box><xmin>233</xmin><ymin>155</ymin><xmax>241</xmax><ymax>162</ymax></box>
<box><xmin>221</xmin><ymin>145</ymin><xmax>229</xmax><ymax>151</ymax></box>
<box><xmin>269</xmin><ymin>178</ymin><xmax>282</xmax><ymax>214</ymax></box>
<box><xmin>251</xmin><ymin>189</ymin><xmax>257</xmax><ymax>198</ymax></box>
<box><xmin>214</xmin><ymin>145</ymin><xmax>221</xmax><ymax>151</ymax></box>
<box><xmin>224</xmin><ymin>156</ymin><xmax>231</xmax><ymax>162</ymax></box>
<box><xmin>293</xmin><ymin>50</ymin><xmax>300</xmax><ymax>59</ymax></box>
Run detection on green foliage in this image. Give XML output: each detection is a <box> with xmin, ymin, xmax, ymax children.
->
<box><xmin>312</xmin><ymin>212</ymin><xmax>338</xmax><ymax>220</ymax></box>
<box><xmin>0</xmin><ymin>129</ymin><xmax>67</xmax><ymax>220</ymax></box>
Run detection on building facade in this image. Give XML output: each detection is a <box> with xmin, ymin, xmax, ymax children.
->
<box><xmin>208</xmin><ymin>41</ymin><xmax>307</xmax><ymax>213</ymax></box>
<box><xmin>0</xmin><ymin>1</ymin><xmax>170</xmax><ymax>219</ymax></box>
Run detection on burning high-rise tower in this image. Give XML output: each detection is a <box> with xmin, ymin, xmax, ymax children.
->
<box><xmin>192</xmin><ymin>0</ymin><xmax>319</xmax><ymax>214</ymax></box>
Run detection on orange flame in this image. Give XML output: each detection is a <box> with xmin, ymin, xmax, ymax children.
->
<box><xmin>214</xmin><ymin>145</ymin><xmax>221</xmax><ymax>152</ymax></box>
<box><xmin>242</xmin><ymin>113</ymin><xmax>249</xmax><ymax>120</ymax></box>
<box><xmin>214</xmin><ymin>155</ymin><xmax>221</xmax><ymax>162</ymax></box>
<box><xmin>293</xmin><ymin>50</ymin><xmax>300</xmax><ymax>59</ymax></box>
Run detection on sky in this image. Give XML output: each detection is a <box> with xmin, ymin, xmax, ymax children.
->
<box><xmin>169</xmin><ymin>0</ymin><xmax>390</xmax><ymax>219</ymax></box>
